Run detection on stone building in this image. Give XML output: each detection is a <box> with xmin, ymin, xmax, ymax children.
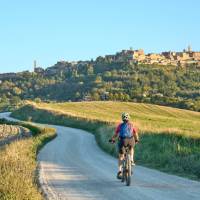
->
<box><xmin>189</xmin><ymin>52</ymin><xmax>200</xmax><ymax>60</ymax></box>
<box><xmin>176</xmin><ymin>52</ymin><xmax>190</xmax><ymax>60</ymax></box>
<box><xmin>34</xmin><ymin>67</ymin><xmax>44</xmax><ymax>73</ymax></box>
<box><xmin>147</xmin><ymin>53</ymin><xmax>163</xmax><ymax>60</ymax></box>
<box><xmin>115</xmin><ymin>49</ymin><xmax>145</xmax><ymax>62</ymax></box>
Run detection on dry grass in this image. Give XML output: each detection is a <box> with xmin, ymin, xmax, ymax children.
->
<box><xmin>0</xmin><ymin>121</ymin><xmax>56</xmax><ymax>200</ymax></box>
<box><xmin>0</xmin><ymin>125</ymin><xmax>20</xmax><ymax>139</ymax></box>
<box><xmin>0</xmin><ymin>139</ymin><xmax>42</xmax><ymax>200</ymax></box>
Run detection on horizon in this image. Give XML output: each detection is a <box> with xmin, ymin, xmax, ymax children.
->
<box><xmin>0</xmin><ymin>0</ymin><xmax>200</xmax><ymax>73</ymax></box>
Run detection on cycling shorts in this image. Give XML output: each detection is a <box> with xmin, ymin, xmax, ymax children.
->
<box><xmin>118</xmin><ymin>137</ymin><xmax>135</xmax><ymax>154</ymax></box>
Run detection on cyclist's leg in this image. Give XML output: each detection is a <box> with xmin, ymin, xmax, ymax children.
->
<box><xmin>127</xmin><ymin>138</ymin><xmax>135</xmax><ymax>164</ymax></box>
<box><xmin>118</xmin><ymin>139</ymin><xmax>124</xmax><ymax>171</ymax></box>
<box><xmin>118</xmin><ymin>153</ymin><xmax>124</xmax><ymax>172</ymax></box>
<box><xmin>117</xmin><ymin>139</ymin><xmax>124</xmax><ymax>178</ymax></box>
<box><xmin>130</xmin><ymin>147</ymin><xmax>134</xmax><ymax>162</ymax></box>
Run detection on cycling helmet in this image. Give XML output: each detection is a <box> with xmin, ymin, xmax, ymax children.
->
<box><xmin>121</xmin><ymin>112</ymin><xmax>130</xmax><ymax>121</ymax></box>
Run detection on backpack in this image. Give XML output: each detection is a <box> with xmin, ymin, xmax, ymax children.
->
<box><xmin>119</xmin><ymin>122</ymin><xmax>133</xmax><ymax>138</ymax></box>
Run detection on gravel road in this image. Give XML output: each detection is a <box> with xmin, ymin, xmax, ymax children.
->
<box><xmin>1</xmin><ymin>112</ymin><xmax>200</xmax><ymax>200</ymax></box>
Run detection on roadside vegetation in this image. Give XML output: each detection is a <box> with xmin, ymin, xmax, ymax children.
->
<box><xmin>0</xmin><ymin>118</ymin><xmax>56</xmax><ymax>200</ymax></box>
<box><xmin>0</xmin><ymin>124</ymin><xmax>21</xmax><ymax>139</ymax></box>
<box><xmin>0</xmin><ymin>102</ymin><xmax>10</xmax><ymax>112</ymax></box>
<box><xmin>12</xmin><ymin>101</ymin><xmax>200</xmax><ymax>180</ymax></box>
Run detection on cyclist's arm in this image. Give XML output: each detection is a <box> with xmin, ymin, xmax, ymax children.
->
<box><xmin>133</xmin><ymin>127</ymin><xmax>139</xmax><ymax>142</ymax></box>
<box><xmin>111</xmin><ymin>124</ymin><xmax>120</xmax><ymax>140</ymax></box>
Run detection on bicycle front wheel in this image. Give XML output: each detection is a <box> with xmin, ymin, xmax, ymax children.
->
<box><xmin>121</xmin><ymin>160</ymin><xmax>125</xmax><ymax>182</ymax></box>
<box><xmin>126</xmin><ymin>154</ymin><xmax>132</xmax><ymax>186</ymax></box>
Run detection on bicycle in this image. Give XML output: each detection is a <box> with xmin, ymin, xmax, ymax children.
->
<box><xmin>121</xmin><ymin>144</ymin><xmax>132</xmax><ymax>186</ymax></box>
<box><xmin>109</xmin><ymin>139</ymin><xmax>133</xmax><ymax>186</ymax></box>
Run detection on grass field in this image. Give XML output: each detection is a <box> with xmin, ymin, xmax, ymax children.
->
<box><xmin>11</xmin><ymin>101</ymin><xmax>200</xmax><ymax>180</ymax></box>
<box><xmin>29</xmin><ymin>101</ymin><xmax>200</xmax><ymax>137</ymax></box>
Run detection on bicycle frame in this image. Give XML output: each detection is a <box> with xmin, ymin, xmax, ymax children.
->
<box><xmin>108</xmin><ymin>138</ymin><xmax>133</xmax><ymax>186</ymax></box>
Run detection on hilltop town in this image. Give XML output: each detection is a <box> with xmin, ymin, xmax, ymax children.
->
<box><xmin>34</xmin><ymin>45</ymin><xmax>200</xmax><ymax>74</ymax></box>
<box><xmin>32</xmin><ymin>46</ymin><xmax>199</xmax><ymax>75</ymax></box>
<box><xmin>103</xmin><ymin>45</ymin><xmax>200</xmax><ymax>66</ymax></box>
<box><xmin>0</xmin><ymin>46</ymin><xmax>200</xmax><ymax>80</ymax></box>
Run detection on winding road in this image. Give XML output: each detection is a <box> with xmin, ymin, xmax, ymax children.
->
<box><xmin>1</xmin><ymin>112</ymin><xmax>200</xmax><ymax>200</ymax></box>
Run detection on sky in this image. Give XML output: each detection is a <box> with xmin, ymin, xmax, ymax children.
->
<box><xmin>0</xmin><ymin>0</ymin><xmax>200</xmax><ymax>73</ymax></box>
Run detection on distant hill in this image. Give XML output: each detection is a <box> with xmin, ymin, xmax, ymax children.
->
<box><xmin>0</xmin><ymin>58</ymin><xmax>200</xmax><ymax>112</ymax></box>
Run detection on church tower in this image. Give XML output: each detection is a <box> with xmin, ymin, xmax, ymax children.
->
<box><xmin>188</xmin><ymin>45</ymin><xmax>192</xmax><ymax>52</ymax></box>
<box><xmin>34</xmin><ymin>60</ymin><xmax>37</xmax><ymax>72</ymax></box>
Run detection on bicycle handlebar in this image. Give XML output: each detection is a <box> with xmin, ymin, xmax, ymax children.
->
<box><xmin>109</xmin><ymin>138</ymin><xmax>140</xmax><ymax>144</ymax></box>
<box><xmin>108</xmin><ymin>139</ymin><xmax>115</xmax><ymax>144</ymax></box>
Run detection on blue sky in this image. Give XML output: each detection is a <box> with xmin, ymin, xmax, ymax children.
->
<box><xmin>0</xmin><ymin>0</ymin><xmax>200</xmax><ymax>73</ymax></box>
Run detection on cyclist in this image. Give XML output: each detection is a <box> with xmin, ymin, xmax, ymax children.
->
<box><xmin>110</xmin><ymin>112</ymin><xmax>139</xmax><ymax>179</ymax></box>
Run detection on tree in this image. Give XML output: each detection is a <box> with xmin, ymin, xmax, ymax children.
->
<box><xmin>95</xmin><ymin>75</ymin><xmax>102</xmax><ymax>84</ymax></box>
<box><xmin>34</xmin><ymin>97</ymin><xmax>42</xmax><ymax>103</ymax></box>
<box><xmin>104</xmin><ymin>71</ymin><xmax>112</xmax><ymax>77</ymax></box>
<box><xmin>0</xmin><ymin>94</ymin><xmax>9</xmax><ymax>104</ymax></box>
<box><xmin>10</xmin><ymin>96</ymin><xmax>21</xmax><ymax>106</ymax></box>
<box><xmin>13</xmin><ymin>87</ymin><xmax>22</xmax><ymax>95</ymax></box>
<box><xmin>92</xmin><ymin>92</ymin><xmax>100</xmax><ymax>101</ymax></box>
<box><xmin>87</xmin><ymin>65</ymin><xmax>94</xmax><ymax>76</ymax></box>
<box><xmin>75</xmin><ymin>92</ymin><xmax>81</xmax><ymax>100</ymax></box>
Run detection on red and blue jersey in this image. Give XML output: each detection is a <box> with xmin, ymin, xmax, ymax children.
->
<box><xmin>115</xmin><ymin>122</ymin><xmax>137</xmax><ymax>138</ymax></box>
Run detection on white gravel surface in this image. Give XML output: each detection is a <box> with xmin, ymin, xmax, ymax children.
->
<box><xmin>1</xmin><ymin>112</ymin><xmax>200</xmax><ymax>200</ymax></box>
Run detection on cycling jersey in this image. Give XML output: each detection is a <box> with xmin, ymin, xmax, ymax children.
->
<box><xmin>114</xmin><ymin>122</ymin><xmax>137</xmax><ymax>138</ymax></box>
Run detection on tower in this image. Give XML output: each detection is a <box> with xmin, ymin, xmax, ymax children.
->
<box><xmin>34</xmin><ymin>60</ymin><xmax>37</xmax><ymax>71</ymax></box>
<box><xmin>188</xmin><ymin>45</ymin><xmax>192</xmax><ymax>52</ymax></box>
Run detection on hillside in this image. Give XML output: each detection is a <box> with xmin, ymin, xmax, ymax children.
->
<box><xmin>26</xmin><ymin>101</ymin><xmax>200</xmax><ymax>137</ymax></box>
<box><xmin>0</xmin><ymin>59</ymin><xmax>200</xmax><ymax>112</ymax></box>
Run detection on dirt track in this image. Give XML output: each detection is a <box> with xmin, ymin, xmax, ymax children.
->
<box><xmin>1</xmin><ymin>112</ymin><xmax>200</xmax><ymax>200</ymax></box>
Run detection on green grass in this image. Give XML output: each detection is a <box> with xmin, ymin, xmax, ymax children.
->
<box><xmin>0</xmin><ymin>119</ymin><xmax>56</xmax><ymax>200</ymax></box>
<box><xmin>11</xmin><ymin>101</ymin><xmax>200</xmax><ymax>180</ymax></box>
<box><xmin>24</xmin><ymin>101</ymin><xmax>200</xmax><ymax>138</ymax></box>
